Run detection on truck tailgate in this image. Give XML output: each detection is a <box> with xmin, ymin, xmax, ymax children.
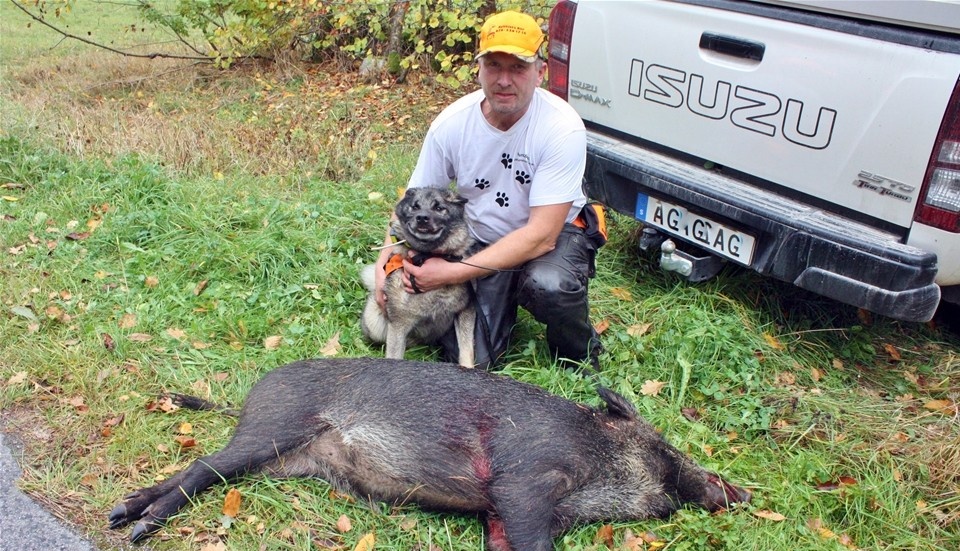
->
<box><xmin>567</xmin><ymin>0</ymin><xmax>960</xmax><ymax>228</ymax></box>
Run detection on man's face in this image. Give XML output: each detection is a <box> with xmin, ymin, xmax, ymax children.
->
<box><xmin>477</xmin><ymin>52</ymin><xmax>545</xmax><ymax>123</ymax></box>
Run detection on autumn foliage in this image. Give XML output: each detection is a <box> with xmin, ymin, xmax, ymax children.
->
<box><xmin>20</xmin><ymin>0</ymin><xmax>555</xmax><ymax>83</ymax></box>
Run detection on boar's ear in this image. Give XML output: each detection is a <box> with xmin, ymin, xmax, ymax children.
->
<box><xmin>597</xmin><ymin>387</ymin><xmax>639</xmax><ymax>421</ymax></box>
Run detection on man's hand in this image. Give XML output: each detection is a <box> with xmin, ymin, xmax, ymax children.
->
<box><xmin>400</xmin><ymin>254</ymin><xmax>468</xmax><ymax>294</ymax></box>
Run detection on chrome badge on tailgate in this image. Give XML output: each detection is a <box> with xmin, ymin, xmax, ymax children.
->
<box><xmin>635</xmin><ymin>193</ymin><xmax>757</xmax><ymax>265</ymax></box>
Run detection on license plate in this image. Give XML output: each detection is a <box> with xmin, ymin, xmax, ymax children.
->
<box><xmin>635</xmin><ymin>193</ymin><xmax>756</xmax><ymax>265</ymax></box>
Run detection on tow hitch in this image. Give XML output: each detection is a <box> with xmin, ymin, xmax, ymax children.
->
<box><xmin>638</xmin><ymin>227</ymin><xmax>725</xmax><ymax>282</ymax></box>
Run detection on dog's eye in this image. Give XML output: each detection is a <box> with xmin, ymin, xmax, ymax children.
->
<box><xmin>432</xmin><ymin>202</ymin><xmax>446</xmax><ymax>213</ymax></box>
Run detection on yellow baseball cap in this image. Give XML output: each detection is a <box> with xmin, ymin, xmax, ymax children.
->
<box><xmin>477</xmin><ymin>11</ymin><xmax>544</xmax><ymax>63</ymax></box>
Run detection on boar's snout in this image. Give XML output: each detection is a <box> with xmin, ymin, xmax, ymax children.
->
<box><xmin>703</xmin><ymin>473</ymin><xmax>751</xmax><ymax>512</ymax></box>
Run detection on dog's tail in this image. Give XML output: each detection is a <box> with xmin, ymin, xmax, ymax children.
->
<box><xmin>359</xmin><ymin>264</ymin><xmax>388</xmax><ymax>343</ymax></box>
<box><xmin>360</xmin><ymin>264</ymin><xmax>377</xmax><ymax>291</ymax></box>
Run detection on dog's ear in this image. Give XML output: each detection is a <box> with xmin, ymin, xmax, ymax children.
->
<box><xmin>445</xmin><ymin>189</ymin><xmax>468</xmax><ymax>207</ymax></box>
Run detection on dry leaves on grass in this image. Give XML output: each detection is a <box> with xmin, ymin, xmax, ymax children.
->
<box><xmin>222</xmin><ymin>488</ymin><xmax>242</xmax><ymax>518</ymax></box>
<box><xmin>320</xmin><ymin>332</ymin><xmax>341</xmax><ymax>356</ymax></box>
<box><xmin>353</xmin><ymin>532</ymin><xmax>375</xmax><ymax>551</ymax></box>
<box><xmin>264</xmin><ymin>335</ymin><xmax>283</xmax><ymax>350</ymax></box>
<box><xmin>753</xmin><ymin>509</ymin><xmax>787</xmax><ymax>521</ymax></box>
<box><xmin>640</xmin><ymin>380</ymin><xmax>666</xmax><ymax>396</ymax></box>
<box><xmin>336</xmin><ymin>514</ymin><xmax>352</xmax><ymax>533</ymax></box>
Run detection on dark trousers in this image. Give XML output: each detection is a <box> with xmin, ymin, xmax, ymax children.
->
<box><xmin>440</xmin><ymin>224</ymin><xmax>601</xmax><ymax>369</ymax></box>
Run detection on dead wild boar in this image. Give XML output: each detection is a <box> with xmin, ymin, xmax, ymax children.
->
<box><xmin>109</xmin><ymin>358</ymin><xmax>750</xmax><ymax>550</ymax></box>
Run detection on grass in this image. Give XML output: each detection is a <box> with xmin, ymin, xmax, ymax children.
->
<box><xmin>2</xmin><ymin>2</ymin><xmax>960</xmax><ymax>551</ymax></box>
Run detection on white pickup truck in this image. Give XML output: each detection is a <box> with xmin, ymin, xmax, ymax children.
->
<box><xmin>547</xmin><ymin>0</ymin><xmax>960</xmax><ymax>322</ymax></box>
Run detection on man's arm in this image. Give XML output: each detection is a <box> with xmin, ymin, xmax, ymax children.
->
<box><xmin>399</xmin><ymin>202</ymin><xmax>572</xmax><ymax>293</ymax></box>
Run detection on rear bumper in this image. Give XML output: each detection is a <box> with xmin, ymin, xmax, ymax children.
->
<box><xmin>585</xmin><ymin>131</ymin><xmax>941</xmax><ymax>322</ymax></box>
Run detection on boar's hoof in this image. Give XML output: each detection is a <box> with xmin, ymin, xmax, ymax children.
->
<box><xmin>130</xmin><ymin>518</ymin><xmax>164</xmax><ymax>543</ymax></box>
<box><xmin>107</xmin><ymin>503</ymin><xmax>130</xmax><ymax>529</ymax></box>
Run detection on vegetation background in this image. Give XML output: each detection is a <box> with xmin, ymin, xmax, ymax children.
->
<box><xmin>1</xmin><ymin>1</ymin><xmax>959</xmax><ymax>550</ymax></box>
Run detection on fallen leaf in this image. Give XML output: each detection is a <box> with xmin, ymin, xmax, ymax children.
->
<box><xmin>610</xmin><ymin>287</ymin><xmax>633</xmax><ymax>301</ymax></box>
<box><xmin>264</xmin><ymin>335</ymin><xmax>283</xmax><ymax>350</ymax></box>
<box><xmin>923</xmin><ymin>399</ymin><xmax>956</xmax><ymax>414</ymax></box>
<box><xmin>222</xmin><ymin>488</ymin><xmax>242</xmax><ymax>517</ymax></box>
<box><xmin>102</xmin><ymin>332</ymin><xmax>115</xmax><ymax>350</ymax></box>
<box><xmin>7</xmin><ymin>371</ymin><xmax>28</xmax><ymax>385</ymax></box>
<box><xmin>815</xmin><ymin>476</ymin><xmax>856</xmax><ymax>491</ymax></box>
<box><xmin>640</xmin><ymin>379</ymin><xmax>666</xmax><ymax>396</ymax></box>
<box><xmin>810</xmin><ymin>367</ymin><xmax>822</xmax><ymax>382</ymax></box>
<box><xmin>681</xmin><ymin>407</ymin><xmax>700</xmax><ymax>421</ymax></box>
<box><xmin>165</xmin><ymin>327</ymin><xmax>186</xmax><ymax>340</ymax></box>
<box><xmin>831</xmin><ymin>358</ymin><xmax>844</xmax><ymax>370</ymax></box>
<box><xmin>593</xmin><ymin>318</ymin><xmax>610</xmax><ymax>334</ymax></box>
<box><xmin>80</xmin><ymin>472</ymin><xmax>98</xmax><ymax>487</ymax></box>
<box><xmin>627</xmin><ymin>322</ymin><xmax>652</xmax><ymax>337</ymax></box>
<box><xmin>66</xmin><ymin>231</ymin><xmax>90</xmax><ymax>241</ymax></box>
<box><xmin>144</xmin><ymin>275</ymin><xmax>159</xmax><ymax>288</ymax></box>
<box><xmin>622</xmin><ymin>528</ymin><xmax>644</xmax><ymax>551</ymax></box>
<box><xmin>10</xmin><ymin>306</ymin><xmax>38</xmax><ymax>322</ymax></box>
<box><xmin>594</xmin><ymin>523</ymin><xmax>614</xmax><ymax>549</ymax></box>
<box><xmin>754</xmin><ymin>509</ymin><xmax>787</xmax><ymax>521</ymax></box>
<box><xmin>194</xmin><ymin>280</ymin><xmax>208</xmax><ymax>296</ymax></box>
<box><xmin>353</xmin><ymin>532</ymin><xmax>375</xmax><ymax>551</ymax></box>
<box><xmin>119</xmin><ymin>313</ymin><xmax>137</xmax><ymax>329</ymax></box>
<box><xmin>763</xmin><ymin>332</ymin><xmax>784</xmax><ymax>350</ymax></box>
<box><xmin>883</xmin><ymin>343</ymin><xmax>901</xmax><ymax>361</ymax></box>
<box><xmin>320</xmin><ymin>332</ymin><xmax>341</xmax><ymax>356</ymax></box>
<box><xmin>178</xmin><ymin>422</ymin><xmax>193</xmax><ymax>435</ymax></box>
<box><xmin>146</xmin><ymin>396</ymin><xmax>178</xmax><ymax>413</ymax></box>
<box><xmin>192</xmin><ymin>379</ymin><xmax>211</xmax><ymax>397</ymax></box>
<box><xmin>45</xmin><ymin>305</ymin><xmax>67</xmax><ymax>321</ymax></box>
<box><xmin>103</xmin><ymin>413</ymin><xmax>124</xmax><ymax>428</ymax></box>
<box><xmin>67</xmin><ymin>396</ymin><xmax>88</xmax><ymax>413</ymax></box>
<box><xmin>128</xmin><ymin>333</ymin><xmax>153</xmax><ymax>342</ymax></box>
<box><xmin>174</xmin><ymin>435</ymin><xmax>196</xmax><ymax>449</ymax></box>
<box><xmin>336</xmin><ymin>514</ymin><xmax>352</xmax><ymax>533</ymax></box>
<box><xmin>776</xmin><ymin>371</ymin><xmax>797</xmax><ymax>386</ymax></box>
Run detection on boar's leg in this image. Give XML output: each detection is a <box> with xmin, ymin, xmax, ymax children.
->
<box><xmin>109</xmin><ymin>431</ymin><xmax>303</xmax><ymax>542</ymax></box>
<box><xmin>486</xmin><ymin>469</ymin><xmax>572</xmax><ymax>551</ymax></box>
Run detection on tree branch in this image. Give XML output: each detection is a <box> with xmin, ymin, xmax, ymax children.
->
<box><xmin>9</xmin><ymin>0</ymin><xmax>213</xmax><ymax>62</ymax></box>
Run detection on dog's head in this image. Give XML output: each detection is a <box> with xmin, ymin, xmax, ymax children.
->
<box><xmin>393</xmin><ymin>188</ymin><xmax>468</xmax><ymax>253</ymax></box>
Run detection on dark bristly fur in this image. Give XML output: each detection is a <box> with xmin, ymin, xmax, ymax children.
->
<box><xmin>108</xmin><ymin>358</ymin><xmax>751</xmax><ymax>550</ymax></box>
<box><xmin>360</xmin><ymin>187</ymin><xmax>482</xmax><ymax>366</ymax></box>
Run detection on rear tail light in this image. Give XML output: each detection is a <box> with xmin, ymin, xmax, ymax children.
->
<box><xmin>547</xmin><ymin>0</ymin><xmax>577</xmax><ymax>101</ymax></box>
<box><xmin>916</xmin><ymin>79</ymin><xmax>960</xmax><ymax>232</ymax></box>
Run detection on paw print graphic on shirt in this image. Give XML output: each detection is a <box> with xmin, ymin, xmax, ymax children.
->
<box><xmin>495</xmin><ymin>192</ymin><xmax>510</xmax><ymax>207</ymax></box>
<box><xmin>514</xmin><ymin>170</ymin><xmax>531</xmax><ymax>186</ymax></box>
<box><xmin>500</xmin><ymin>153</ymin><xmax>513</xmax><ymax>169</ymax></box>
<box><xmin>474</xmin><ymin>178</ymin><xmax>490</xmax><ymax>190</ymax></box>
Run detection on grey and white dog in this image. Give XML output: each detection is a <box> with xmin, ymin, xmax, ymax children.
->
<box><xmin>361</xmin><ymin>187</ymin><xmax>482</xmax><ymax>367</ymax></box>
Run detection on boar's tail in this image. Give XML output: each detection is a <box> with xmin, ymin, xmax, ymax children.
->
<box><xmin>169</xmin><ymin>393</ymin><xmax>240</xmax><ymax>417</ymax></box>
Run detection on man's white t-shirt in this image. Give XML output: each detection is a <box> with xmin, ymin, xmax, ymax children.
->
<box><xmin>408</xmin><ymin>88</ymin><xmax>587</xmax><ymax>244</ymax></box>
